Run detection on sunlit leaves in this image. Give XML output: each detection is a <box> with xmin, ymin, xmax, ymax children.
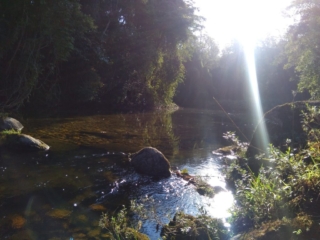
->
<box><xmin>285</xmin><ymin>0</ymin><xmax>320</xmax><ymax>99</ymax></box>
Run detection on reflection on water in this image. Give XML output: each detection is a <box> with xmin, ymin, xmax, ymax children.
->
<box><xmin>0</xmin><ymin>108</ymin><xmax>253</xmax><ymax>239</ymax></box>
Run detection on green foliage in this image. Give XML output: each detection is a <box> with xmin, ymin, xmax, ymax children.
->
<box><xmin>99</xmin><ymin>206</ymin><xmax>147</xmax><ymax>240</ymax></box>
<box><xmin>228</xmin><ymin>108</ymin><xmax>320</xmax><ymax>234</ymax></box>
<box><xmin>174</xmin><ymin>34</ymin><xmax>220</xmax><ymax>108</ymax></box>
<box><xmin>99</xmin><ymin>198</ymin><xmax>228</xmax><ymax>240</ymax></box>
<box><xmin>301</xmin><ymin>104</ymin><xmax>320</xmax><ymax>142</ymax></box>
<box><xmin>95</xmin><ymin>0</ymin><xmax>202</xmax><ymax>109</ymax></box>
<box><xmin>161</xmin><ymin>211</ymin><xmax>229</xmax><ymax>240</ymax></box>
<box><xmin>0</xmin><ymin>0</ymin><xmax>95</xmax><ymax>110</ymax></box>
<box><xmin>285</xmin><ymin>0</ymin><xmax>320</xmax><ymax>99</ymax></box>
<box><xmin>1</xmin><ymin>0</ymin><xmax>203</xmax><ymax>111</ymax></box>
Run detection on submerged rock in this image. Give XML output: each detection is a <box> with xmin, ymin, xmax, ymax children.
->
<box><xmin>130</xmin><ymin>147</ymin><xmax>171</xmax><ymax>178</ymax></box>
<box><xmin>11</xmin><ymin>215</ymin><xmax>26</xmax><ymax>229</ymax></box>
<box><xmin>46</xmin><ymin>209</ymin><xmax>71</xmax><ymax>219</ymax></box>
<box><xmin>89</xmin><ymin>204</ymin><xmax>107</xmax><ymax>212</ymax></box>
<box><xmin>0</xmin><ymin>117</ymin><xmax>24</xmax><ymax>132</ymax></box>
<box><xmin>5</xmin><ymin>134</ymin><xmax>50</xmax><ymax>151</ymax></box>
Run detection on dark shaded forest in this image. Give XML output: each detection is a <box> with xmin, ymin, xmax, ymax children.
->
<box><xmin>0</xmin><ymin>0</ymin><xmax>319</xmax><ymax>115</ymax></box>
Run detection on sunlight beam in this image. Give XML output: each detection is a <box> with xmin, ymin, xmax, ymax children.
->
<box><xmin>243</xmin><ymin>40</ymin><xmax>270</xmax><ymax>156</ymax></box>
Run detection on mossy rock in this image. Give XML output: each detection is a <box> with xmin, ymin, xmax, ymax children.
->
<box><xmin>212</xmin><ymin>145</ymin><xmax>239</xmax><ymax>155</ymax></box>
<box><xmin>161</xmin><ymin>212</ymin><xmax>229</xmax><ymax>240</ymax></box>
<box><xmin>174</xmin><ymin>171</ymin><xmax>225</xmax><ymax>198</ymax></box>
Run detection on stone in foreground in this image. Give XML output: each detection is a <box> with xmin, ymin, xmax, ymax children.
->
<box><xmin>0</xmin><ymin>117</ymin><xmax>24</xmax><ymax>131</ymax></box>
<box><xmin>130</xmin><ymin>147</ymin><xmax>171</xmax><ymax>178</ymax></box>
<box><xmin>6</xmin><ymin>134</ymin><xmax>50</xmax><ymax>151</ymax></box>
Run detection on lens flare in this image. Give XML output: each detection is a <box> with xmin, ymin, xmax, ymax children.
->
<box><xmin>243</xmin><ymin>41</ymin><xmax>269</xmax><ymax>154</ymax></box>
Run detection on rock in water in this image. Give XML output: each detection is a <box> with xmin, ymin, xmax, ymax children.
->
<box><xmin>130</xmin><ymin>147</ymin><xmax>171</xmax><ymax>178</ymax></box>
<box><xmin>6</xmin><ymin>134</ymin><xmax>50</xmax><ymax>151</ymax></box>
<box><xmin>0</xmin><ymin>117</ymin><xmax>24</xmax><ymax>131</ymax></box>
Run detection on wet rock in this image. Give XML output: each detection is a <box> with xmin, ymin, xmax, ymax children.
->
<box><xmin>130</xmin><ymin>147</ymin><xmax>171</xmax><ymax>178</ymax></box>
<box><xmin>174</xmin><ymin>170</ymin><xmax>226</xmax><ymax>198</ymax></box>
<box><xmin>0</xmin><ymin>117</ymin><xmax>23</xmax><ymax>132</ymax></box>
<box><xmin>161</xmin><ymin>212</ymin><xmax>229</xmax><ymax>240</ymax></box>
<box><xmin>212</xmin><ymin>145</ymin><xmax>239</xmax><ymax>155</ymax></box>
<box><xmin>5</xmin><ymin>133</ymin><xmax>50</xmax><ymax>151</ymax></box>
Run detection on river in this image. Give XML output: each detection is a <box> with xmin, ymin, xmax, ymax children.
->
<box><xmin>0</xmin><ymin>108</ymin><xmax>254</xmax><ymax>239</ymax></box>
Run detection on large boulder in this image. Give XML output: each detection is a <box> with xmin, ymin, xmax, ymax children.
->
<box><xmin>0</xmin><ymin>117</ymin><xmax>24</xmax><ymax>132</ymax></box>
<box><xmin>130</xmin><ymin>147</ymin><xmax>171</xmax><ymax>178</ymax></box>
<box><xmin>5</xmin><ymin>134</ymin><xmax>50</xmax><ymax>151</ymax></box>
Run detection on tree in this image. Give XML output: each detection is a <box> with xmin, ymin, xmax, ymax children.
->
<box><xmin>174</xmin><ymin>34</ymin><xmax>219</xmax><ymax>108</ymax></box>
<box><xmin>255</xmin><ymin>39</ymin><xmax>300</xmax><ymax>109</ymax></box>
<box><xmin>285</xmin><ymin>0</ymin><xmax>320</xmax><ymax>99</ymax></box>
<box><xmin>0</xmin><ymin>0</ymin><xmax>203</xmax><ymax>112</ymax></box>
<box><xmin>0</xmin><ymin>0</ymin><xmax>95</xmax><ymax>111</ymax></box>
<box><xmin>86</xmin><ymin>0</ymin><xmax>203</xmax><ymax>109</ymax></box>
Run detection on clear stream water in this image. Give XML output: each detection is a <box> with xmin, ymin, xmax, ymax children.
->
<box><xmin>0</xmin><ymin>108</ymin><xmax>254</xmax><ymax>240</ymax></box>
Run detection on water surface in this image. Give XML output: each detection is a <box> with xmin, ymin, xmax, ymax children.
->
<box><xmin>0</xmin><ymin>108</ymin><xmax>253</xmax><ymax>239</ymax></box>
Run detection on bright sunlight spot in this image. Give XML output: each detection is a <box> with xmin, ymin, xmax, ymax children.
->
<box><xmin>195</xmin><ymin>0</ymin><xmax>293</xmax><ymax>47</ymax></box>
<box><xmin>206</xmin><ymin>191</ymin><xmax>234</xmax><ymax>219</ymax></box>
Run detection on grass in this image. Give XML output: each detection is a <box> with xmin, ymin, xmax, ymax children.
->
<box><xmin>225</xmin><ymin>105</ymin><xmax>320</xmax><ymax>238</ymax></box>
<box><xmin>99</xmin><ymin>205</ymin><xmax>148</xmax><ymax>240</ymax></box>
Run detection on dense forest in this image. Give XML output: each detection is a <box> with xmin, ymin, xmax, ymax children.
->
<box><xmin>0</xmin><ymin>0</ymin><xmax>319</xmax><ymax>115</ymax></box>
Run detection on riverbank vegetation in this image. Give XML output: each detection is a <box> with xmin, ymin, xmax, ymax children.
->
<box><xmin>224</xmin><ymin>104</ymin><xmax>320</xmax><ymax>238</ymax></box>
<box><xmin>0</xmin><ymin>0</ymin><xmax>319</xmax><ymax>116</ymax></box>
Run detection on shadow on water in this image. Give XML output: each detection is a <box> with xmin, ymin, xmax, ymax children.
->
<box><xmin>0</xmin><ymin>108</ymin><xmax>254</xmax><ymax>239</ymax></box>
